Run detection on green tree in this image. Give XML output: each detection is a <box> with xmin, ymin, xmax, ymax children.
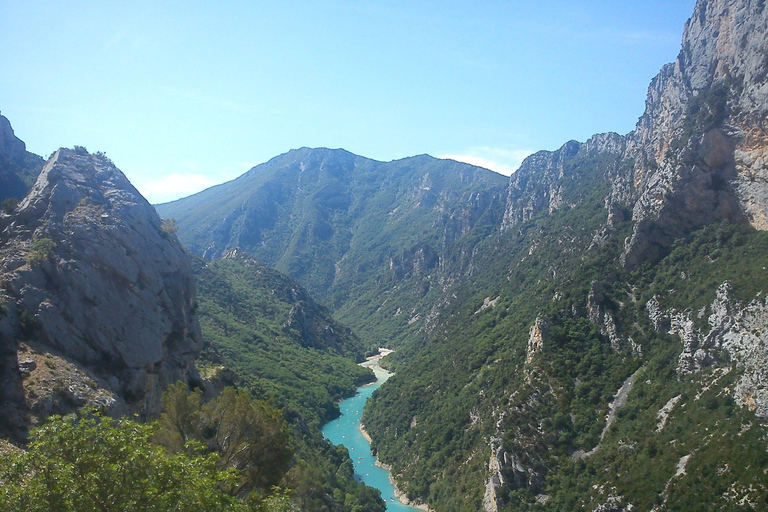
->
<box><xmin>27</xmin><ymin>237</ymin><xmax>56</xmax><ymax>265</ymax></box>
<box><xmin>1</xmin><ymin>198</ymin><xmax>19</xmax><ymax>214</ymax></box>
<box><xmin>0</xmin><ymin>413</ymin><xmax>249</xmax><ymax>512</ymax></box>
<box><xmin>156</xmin><ymin>384</ymin><xmax>293</xmax><ymax>496</ymax></box>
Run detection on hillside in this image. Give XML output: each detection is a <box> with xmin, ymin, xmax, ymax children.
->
<box><xmin>192</xmin><ymin>250</ymin><xmax>384</xmax><ymax>511</ymax></box>
<box><xmin>156</xmin><ymin>148</ymin><xmax>509</xmax><ymax>347</ymax></box>
<box><xmin>362</xmin><ymin>0</ymin><xmax>768</xmax><ymax>510</ymax></box>
<box><xmin>193</xmin><ymin>249</ymin><xmax>375</xmax><ymax>424</ymax></box>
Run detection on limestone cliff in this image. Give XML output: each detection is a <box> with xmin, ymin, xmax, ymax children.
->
<box><xmin>0</xmin><ymin>147</ymin><xmax>202</xmax><ymax>440</ymax></box>
<box><xmin>502</xmin><ymin>0</ymin><xmax>768</xmax><ymax>269</ymax></box>
<box><xmin>0</xmin><ymin>113</ymin><xmax>44</xmax><ymax>203</ymax></box>
<box><xmin>614</xmin><ymin>0</ymin><xmax>768</xmax><ymax>267</ymax></box>
<box><xmin>502</xmin><ymin>133</ymin><xmax>625</xmax><ymax>232</ymax></box>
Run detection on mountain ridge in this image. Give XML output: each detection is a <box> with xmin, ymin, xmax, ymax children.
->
<box><xmin>157</xmin><ymin>147</ymin><xmax>509</xmax><ymax>347</ymax></box>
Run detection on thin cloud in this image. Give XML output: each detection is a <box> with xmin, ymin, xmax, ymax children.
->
<box><xmin>133</xmin><ymin>173</ymin><xmax>220</xmax><ymax>204</ymax></box>
<box><xmin>133</xmin><ymin>166</ymin><xmax>241</xmax><ymax>204</ymax></box>
<box><xmin>439</xmin><ymin>147</ymin><xmax>533</xmax><ymax>176</ymax></box>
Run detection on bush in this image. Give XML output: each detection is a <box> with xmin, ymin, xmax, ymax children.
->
<box><xmin>156</xmin><ymin>383</ymin><xmax>293</xmax><ymax>495</ymax></box>
<box><xmin>27</xmin><ymin>238</ymin><xmax>56</xmax><ymax>265</ymax></box>
<box><xmin>161</xmin><ymin>218</ymin><xmax>179</xmax><ymax>238</ymax></box>
<box><xmin>2</xmin><ymin>198</ymin><xmax>19</xmax><ymax>214</ymax></box>
<box><xmin>0</xmin><ymin>413</ymin><xmax>251</xmax><ymax>512</ymax></box>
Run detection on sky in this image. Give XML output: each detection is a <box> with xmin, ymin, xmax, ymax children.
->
<box><xmin>1</xmin><ymin>1</ymin><xmax>696</xmax><ymax>203</ymax></box>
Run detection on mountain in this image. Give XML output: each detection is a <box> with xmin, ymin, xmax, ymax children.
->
<box><xmin>193</xmin><ymin>249</ymin><xmax>374</xmax><ymax>424</ymax></box>
<box><xmin>153</xmin><ymin>1</ymin><xmax>768</xmax><ymax>508</ymax></box>
<box><xmin>361</xmin><ymin>1</ymin><xmax>768</xmax><ymax>510</ymax></box>
<box><xmin>156</xmin><ymin>148</ymin><xmax>508</xmax><ymax>347</ymax></box>
<box><xmin>0</xmin><ymin>113</ymin><xmax>44</xmax><ymax>204</ymax></box>
<box><xmin>0</xmin><ymin>140</ymin><xmax>387</xmax><ymax>512</ymax></box>
<box><xmin>0</xmin><ymin>147</ymin><xmax>202</xmax><ymax>441</ymax></box>
<box><xmin>607</xmin><ymin>0</ymin><xmax>768</xmax><ymax>269</ymax></box>
<box><xmin>192</xmin><ymin>250</ymin><xmax>385</xmax><ymax>512</ymax></box>
<box><xmin>1</xmin><ymin>0</ymin><xmax>765</xmax><ymax>509</ymax></box>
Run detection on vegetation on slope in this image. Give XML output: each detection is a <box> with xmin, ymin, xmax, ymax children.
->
<box><xmin>194</xmin><ymin>254</ymin><xmax>374</xmax><ymax>424</ymax></box>
<box><xmin>0</xmin><ymin>390</ymin><xmax>293</xmax><ymax>512</ymax></box>
<box><xmin>363</xmin><ymin>158</ymin><xmax>768</xmax><ymax>511</ymax></box>
<box><xmin>157</xmin><ymin>148</ymin><xmax>508</xmax><ymax>347</ymax></box>
<box><xmin>193</xmin><ymin>253</ymin><xmax>385</xmax><ymax>512</ymax></box>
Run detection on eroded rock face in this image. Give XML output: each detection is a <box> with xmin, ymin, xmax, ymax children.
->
<box><xmin>501</xmin><ymin>0</ymin><xmax>768</xmax><ymax>269</ymax></box>
<box><xmin>613</xmin><ymin>0</ymin><xmax>768</xmax><ymax>267</ymax></box>
<box><xmin>501</xmin><ymin>133</ymin><xmax>625</xmax><ymax>232</ymax></box>
<box><xmin>0</xmin><ymin>113</ymin><xmax>44</xmax><ymax>203</ymax></box>
<box><xmin>648</xmin><ymin>282</ymin><xmax>768</xmax><ymax>418</ymax></box>
<box><xmin>0</xmin><ymin>148</ymin><xmax>202</xmax><ymax>439</ymax></box>
<box><xmin>0</xmin><ymin>114</ymin><xmax>27</xmax><ymax>161</ymax></box>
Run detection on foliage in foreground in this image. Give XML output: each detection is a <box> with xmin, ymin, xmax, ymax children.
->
<box><xmin>155</xmin><ymin>383</ymin><xmax>293</xmax><ymax>496</ymax></box>
<box><xmin>193</xmin><ymin>257</ymin><xmax>387</xmax><ymax>512</ymax></box>
<box><xmin>0</xmin><ymin>414</ymin><xmax>256</xmax><ymax>512</ymax></box>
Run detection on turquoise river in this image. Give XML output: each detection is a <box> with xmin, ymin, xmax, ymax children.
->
<box><xmin>321</xmin><ymin>355</ymin><xmax>423</xmax><ymax>512</ymax></box>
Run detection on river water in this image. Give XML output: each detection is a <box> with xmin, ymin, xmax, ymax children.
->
<box><xmin>321</xmin><ymin>357</ymin><xmax>422</xmax><ymax>512</ymax></box>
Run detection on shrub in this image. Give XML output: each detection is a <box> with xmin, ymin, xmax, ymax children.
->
<box><xmin>0</xmin><ymin>413</ymin><xmax>251</xmax><ymax>512</ymax></box>
<box><xmin>2</xmin><ymin>198</ymin><xmax>19</xmax><ymax>214</ymax></box>
<box><xmin>161</xmin><ymin>218</ymin><xmax>179</xmax><ymax>238</ymax></box>
<box><xmin>27</xmin><ymin>238</ymin><xmax>56</xmax><ymax>265</ymax></box>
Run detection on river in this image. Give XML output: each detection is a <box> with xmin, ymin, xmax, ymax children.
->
<box><xmin>321</xmin><ymin>353</ymin><xmax>423</xmax><ymax>512</ymax></box>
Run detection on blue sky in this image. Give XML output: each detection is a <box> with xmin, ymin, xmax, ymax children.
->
<box><xmin>2</xmin><ymin>1</ymin><xmax>696</xmax><ymax>203</ymax></box>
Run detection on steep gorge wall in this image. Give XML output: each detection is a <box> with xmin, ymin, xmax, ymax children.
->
<box><xmin>0</xmin><ymin>148</ymin><xmax>202</xmax><ymax>440</ymax></box>
<box><xmin>502</xmin><ymin>0</ymin><xmax>768</xmax><ymax>269</ymax></box>
<box><xmin>615</xmin><ymin>0</ymin><xmax>768</xmax><ymax>267</ymax></box>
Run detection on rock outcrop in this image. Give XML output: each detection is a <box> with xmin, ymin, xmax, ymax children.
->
<box><xmin>613</xmin><ymin>0</ymin><xmax>768</xmax><ymax>267</ymax></box>
<box><xmin>0</xmin><ymin>113</ymin><xmax>44</xmax><ymax>203</ymax></box>
<box><xmin>502</xmin><ymin>0</ymin><xmax>768</xmax><ymax>269</ymax></box>
<box><xmin>501</xmin><ymin>133</ymin><xmax>625</xmax><ymax>232</ymax></box>
<box><xmin>0</xmin><ymin>147</ymin><xmax>202</xmax><ymax>440</ymax></box>
<box><xmin>650</xmin><ymin>281</ymin><xmax>768</xmax><ymax>418</ymax></box>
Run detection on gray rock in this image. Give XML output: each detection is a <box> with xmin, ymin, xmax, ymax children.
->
<box><xmin>501</xmin><ymin>0</ymin><xmax>768</xmax><ymax>270</ymax></box>
<box><xmin>18</xmin><ymin>358</ymin><xmax>35</xmax><ymax>373</ymax></box>
<box><xmin>614</xmin><ymin>0</ymin><xmax>768</xmax><ymax>267</ymax></box>
<box><xmin>0</xmin><ymin>148</ymin><xmax>202</xmax><ymax>432</ymax></box>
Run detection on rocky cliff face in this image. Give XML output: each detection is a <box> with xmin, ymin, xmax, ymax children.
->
<box><xmin>0</xmin><ymin>113</ymin><xmax>44</xmax><ymax>203</ymax></box>
<box><xmin>0</xmin><ymin>148</ymin><xmax>202</xmax><ymax>440</ymax></box>
<box><xmin>502</xmin><ymin>133</ymin><xmax>625</xmax><ymax>232</ymax></box>
<box><xmin>648</xmin><ymin>281</ymin><xmax>768</xmax><ymax>418</ymax></box>
<box><xmin>366</xmin><ymin>2</ymin><xmax>768</xmax><ymax>510</ymax></box>
<box><xmin>0</xmin><ymin>114</ymin><xmax>27</xmax><ymax>161</ymax></box>
<box><xmin>613</xmin><ymin>0</ymin><xmax>768</xmax><ymax>267</ymax></box>
<box><xmin>502</xmin><ymin>0</ymin><xmax>768</xmax><ymax>269</ymax></box>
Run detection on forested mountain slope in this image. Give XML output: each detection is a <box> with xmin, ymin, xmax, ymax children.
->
<box><xmin>156</xmin><ymin>149</ymin><xmax>508</xmax><ymax>347</ymax></box>
<box><xmin>363</xmin><ymin>0</ymin><xmax>768</xmax><ymax>510</ymax></box>
<box><xmin>192</xmin><ymin>250</ymin><xmax>385</xmax><ymax>511</ymax></box>
<box><xmin>193</xmin><ymin>249</ymin><xmax>374</xmax><ymax>424</ymax></box>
